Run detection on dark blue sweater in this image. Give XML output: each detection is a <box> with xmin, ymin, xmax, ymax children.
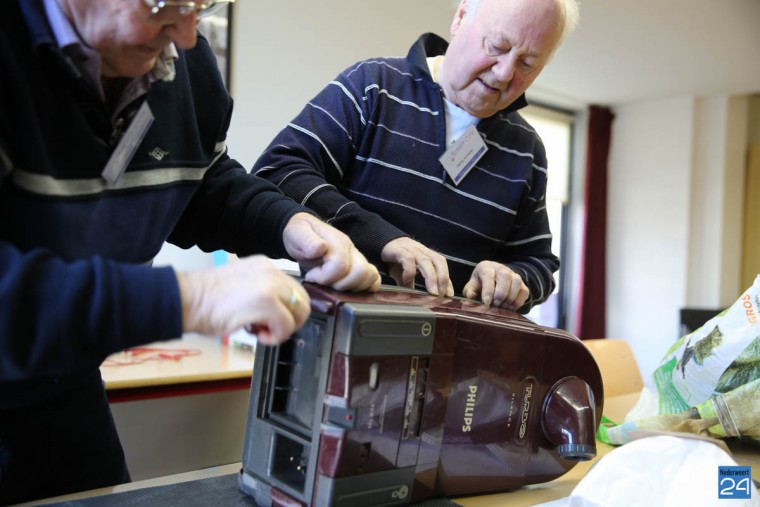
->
<box><xmin>0</xmin><ymin>0</ymin><xmax>307</xmax><ymax>405</ymax></box>
<box><xmin>255</xmin><ymin>34</ymin><xmax>559</xmax><ymax>311</ymax></box>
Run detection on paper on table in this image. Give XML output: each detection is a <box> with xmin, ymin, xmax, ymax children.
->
<box><xmin>530</xmin><ymin>498</ymin><xmax>569</xmax><ymax>507</ymax></box>
<box><xmin>535</xmin><ymin>435</ymin><xmax>758</xmax><ymax>507</ymax></box>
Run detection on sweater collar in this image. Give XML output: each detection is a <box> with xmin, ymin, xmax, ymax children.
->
<box><xmin>18</xmin><ymin>0</ymin><xmax>53</xmax><ymax>49</ymax></box>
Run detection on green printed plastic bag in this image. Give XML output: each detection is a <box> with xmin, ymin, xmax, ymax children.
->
<box><xmin>606</xmin><ymin>275</ymin><xmax>760</xmax><ymax>445</ymax></box>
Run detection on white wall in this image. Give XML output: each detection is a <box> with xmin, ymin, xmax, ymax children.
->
<box><xmin>227</xmin><ymin>1</ymin><xmax>457</xmax><ymax>170</ymax></box>
<box><xmin>606</xmin><ymin>97</ymin><xmax>694</xmax><ymax>377</ymax></box>
<box><xmin>750</xmin><ymin>96</ymin><xmax>760</xmax><ymax>143</ymax></box>
<box><xmin>606</xmin><ymin>95</ymin><xmax>750</xmax><ymax>378</ymax></box>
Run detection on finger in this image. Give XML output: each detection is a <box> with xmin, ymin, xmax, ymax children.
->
<box><xmin>492</xmin><ymin>269</ymin><xmax>513</xmax><ymax>307</ymax></box>
<box><xmin>508</xmin><ymin>283</ymin><xmax>530</xmax><ymax>310</ymax></box>
<box><xmin>382</xmin><ymin>244</ymin><xmax>411</xmax><ymax>288</ymax></box>
<box><xmin>480</xmin><ymin>278</ymin><xmax>495</xmax><ymax>306</ymax></box>
<box><xmin>397</xmin><ymin>255</ymin><xmax>418</xmax><ymax>288</ymax></box>
<box><xmin>241</xmin><ymin>281</ymin><xmax>307</xmax><ymax>346</ymax></box>
<box><xmin>350</xmin><ymin>249</ymin><xmax>381</xmax><ymax>292</ymax></box>
<box><xmin>283</xmin><ymin>214</ymin><xmax>330</xmax><ymax>262</ymax></box>
<box><xmin>415</xmin><ymin>257</ymin><xmax>441</xmax><ymax>296</ymax></box>
<box><xmin>444</xmin><ymin>279</ymin><xmax>455</xmax><ymax>298</ymax></box>
<box><xmin>471</xmin><ymin>263</ymin><xmax>497</xmax><ymax>306</ymax></box>
<box><xmin>247</xmin><ymin>302</ymin><xmax>298</xmax><ymax>346</ymax></box>
<box><xmin>281</xmin><ymin>283</ymin><xmax>311</xmax><ymax>328</ymax></box>
<box><xmin>388</xmin><ymin>264</ymin><xmax>406</xmax><ymax>288</ymax></box>
<box><xmin>502</xmin><ymin>277</ymin><xmax>527</xmax><ymax>308</ymax></box>
<box><xmin>247</xmin><ymin>324</ymin><xmax>274</xmax><ymax>346</ymax></box>
<box><xmin>302</xmin><ymin>247</ymin><xmax>351</xmax><ymax>287</ymax></box>
<box><xmin>367</xmin><ymin>268</ymin><xmax>381</xmax><ymax>292</ymax></box>
<box><xmin>462</xmin><ymin>275</ymin><xmax>482</xmax><ymax>301</ymax></box>
<box><xmin>494</xmin><ymin>273</ymin><xmax>529</xmax><ymax>310</ymax></box>
<box><xmin>312</xmin><ymin>246</ymin><xmax>379</xmax><ymax>292</ymax></box>
<box><xmin>426</xmin><ymin>254</ymin><xmax>452</xmax><ymax>298</ymax></box>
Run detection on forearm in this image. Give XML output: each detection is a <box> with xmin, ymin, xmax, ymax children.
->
<box><xmin>169</xmin><ymin>155</ymin><xmax>310</xmax><ymax>259</ymax></box>
<box><xmin>256</xmin><ymin>148</ymin><xmax>406</xmax><ymax>267</ymax></box>
<box><xmin>0</xmin><ymin>243</ymin><xmax>182</xmax><ymax>381</ymax></box>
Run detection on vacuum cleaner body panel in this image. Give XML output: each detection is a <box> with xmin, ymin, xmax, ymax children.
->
<box><xmin>239</xmin><ymin>285</ymin><xmax>603</xmax><ymax>506</ymax></box>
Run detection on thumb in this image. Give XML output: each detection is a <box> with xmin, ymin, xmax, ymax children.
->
<box><xmin>284</xmin><ymin>214</ymin><xmax>328</xmax><ymax>263</ymax></box>
<box><xmin>462</xmin><ymin>272</ymin><xmax>482</xmax><ymax>300</ymax></box>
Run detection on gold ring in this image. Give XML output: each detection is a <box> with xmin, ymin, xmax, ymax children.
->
<box><xmin>286</xmin><ymin>289</ymin><xmax>301</xmax><ymax>313</ymax></box>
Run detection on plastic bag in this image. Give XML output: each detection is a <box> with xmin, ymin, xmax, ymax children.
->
<box><xmin>604</xmin><ymin>275</ymin><xmax>760</xmax><ymax>445</ymax></box>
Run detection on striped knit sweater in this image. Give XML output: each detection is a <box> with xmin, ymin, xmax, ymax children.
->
<box><xmin>255</xmin><ymin>33</ymin><xmax>559</xmax><ymax>311</ymax></box>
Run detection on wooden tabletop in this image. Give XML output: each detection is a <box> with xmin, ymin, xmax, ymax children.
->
<box><xmin>99</xmin><ymin>334</ymin><xmax>255</xmax><ymax>390</ymax></box>
<box><xmin>26</xmin><ymin>391</ymin><xmax>760</xmax><ymax>506</ymax></box>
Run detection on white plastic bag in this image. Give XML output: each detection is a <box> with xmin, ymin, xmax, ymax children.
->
<box><xmin>605</xmin><ymin>276</ymin><xmax>760</xmax><ymax>445</ymax></box>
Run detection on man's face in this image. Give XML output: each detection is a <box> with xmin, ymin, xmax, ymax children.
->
<box><xmin>441</xmin><ymin>0</ymin><xmax>564</xmax><ymax>118</ymax></box>
<box><xmin>68</xmin><ymin>1</ymin><xmax>199</xmax><ymax>78</ymax></box>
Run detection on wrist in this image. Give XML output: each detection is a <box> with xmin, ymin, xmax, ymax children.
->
<box><xmin>176</xmin><ymin>270</ymin><xmax>203</xmax><ymax>334</ymax></box>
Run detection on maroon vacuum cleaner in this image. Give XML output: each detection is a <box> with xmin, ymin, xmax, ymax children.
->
<box><xmin>239</xmin><ymin>284</ymin><xmax>603</xmax><ymax>506</ymax></box>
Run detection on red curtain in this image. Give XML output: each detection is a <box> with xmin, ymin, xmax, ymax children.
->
<box><xmin>576</xmin><ymin>106</ymin><xmax>614</xmax><ymax>339</ymax></box>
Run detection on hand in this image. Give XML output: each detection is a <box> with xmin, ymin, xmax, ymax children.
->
<box><xmin>462</xmin><ymin>261</ymin><xmax>529</xmax><ymax>310</ymax></box>
<box><xmin>282</xmin><ymin>213</ymin><xmax>380</xmax><ymax>292</ymax></box>
<box><xmin>176</xmin><ymin>255</ymin><xmax>310</xmax><ymax>345</ymax></box>
<box><xmin>380</xmin><ymin>237</ymin><xmax>454</xmax><ymax>297</ymax></box>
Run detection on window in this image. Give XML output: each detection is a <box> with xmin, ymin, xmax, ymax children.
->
<box><xmin>521</xmin><ymin>104</ymin><xmax>576</xmax><ymax>328</ymax></box>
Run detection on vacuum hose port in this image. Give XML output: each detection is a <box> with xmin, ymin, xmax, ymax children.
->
<box><xmin>542</xmin><ymin>376</ymin><xmax>597</xmax><ymax>461</ymax></box>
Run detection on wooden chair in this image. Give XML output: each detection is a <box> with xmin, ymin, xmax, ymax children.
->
<box><xmin>582</xmin><ymin>338</ymin><xmax>644</xmax><ymax>398</ymax></box>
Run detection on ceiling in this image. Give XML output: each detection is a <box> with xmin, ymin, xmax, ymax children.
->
<box><xmin>531</xmin><ymin>0</ymin><xmax>760</xmax><ymax>107</ymax></box>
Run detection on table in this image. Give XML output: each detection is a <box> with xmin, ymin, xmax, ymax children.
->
<box><xmin>101</xmin><ymin>333</ymin><xmax>255</xmax><ymax>398</ymax></box>
<box><xmin>24</xmin><ymin>393</ymin><xmax>760</xmax><ymax>507</ymax></box>
<box><xmin>100</xmin><ymin>334</ymin><xmax>255</xmax><ymax>481</ymax></box>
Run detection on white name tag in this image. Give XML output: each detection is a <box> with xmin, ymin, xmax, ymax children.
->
<box><xmin>101</xmin><ymin>101</ymin><xmax>155</xmax><ymax>185</ymax></box>
<box><xmin>439</xmin><ymin>124</ymin><xmax>487</xmax><ymax>186</ymax></box>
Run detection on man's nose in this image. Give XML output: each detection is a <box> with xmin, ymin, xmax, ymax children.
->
<box><xmin>491</xmin><ymin>55</ymin><xmax>516</xmax><ymax>84</ymax></box>
<box><xmin>166</xmin><ymin>13</ymin><xmax>198</xmax><ymax>49</ymax></box>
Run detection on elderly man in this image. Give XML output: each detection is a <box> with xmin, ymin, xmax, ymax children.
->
<box><xmin>256</xmin><ymin>0</ymin><xmax>579</xmax><ymax>312</ymax></box>
<box><xmin>0</xmin><ymin>0</ymin><xmax>380</xmax><ymax>504</ymax></box>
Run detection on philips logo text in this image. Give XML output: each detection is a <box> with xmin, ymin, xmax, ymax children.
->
<box><xmin>462</xmin><ymin>385</ymin><xmax>478</xmax><ymax>432</ymax></box>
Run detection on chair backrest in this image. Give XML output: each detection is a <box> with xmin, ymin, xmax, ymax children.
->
<box><xmin>582</xmin><ymin>338</ymin><xmax>643</xmax><ymax>398</ymax></box>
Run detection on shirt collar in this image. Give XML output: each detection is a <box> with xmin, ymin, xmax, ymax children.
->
<box><xmin>153</xmin><ymin>44</ymin><xmax>179</xmax><ymax>82</ymax></box>
<box><xmin>42</xmin><ymin>0</ymin><xmax>78</xmax><ymax>50</ymax></box>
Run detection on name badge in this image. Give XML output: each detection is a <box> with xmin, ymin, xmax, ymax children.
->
<box><xmin>439</xmin><ymin>124</ymin><xmax>487</xmax><ymax>186</ymax></box>
<box><xmin>101</xmin><ymin>101</ymin><xmax>155</xmax><ymax>185</ymax></box>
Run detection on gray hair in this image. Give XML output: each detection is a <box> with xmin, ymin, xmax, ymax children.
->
<box><xmin>463</xmin><ymin>0</ymin><xmax>580</xmax><ymax>47</ymax></box>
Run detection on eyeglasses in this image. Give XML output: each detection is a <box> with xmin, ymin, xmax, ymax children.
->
<box><xmin>143</xmin><ymin>0</ymin><xmax>235</xmax><ymax>17</ymax></box>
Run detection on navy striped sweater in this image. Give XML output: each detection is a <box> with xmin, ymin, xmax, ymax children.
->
<box><xmin>255</xmin><ymin>33</ymin><xmax>559</xmax><ymax>311</ymax></box>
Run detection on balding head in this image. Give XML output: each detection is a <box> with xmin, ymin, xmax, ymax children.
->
<box><xmin>439</xmin><ymin>0</ymin><xmax>578</xmax><ymax>118</ymax></box>
<box><xmin>462</xmin><ymin>0</ymin><xmax>579</xmax><ymax>53</ymax></box>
